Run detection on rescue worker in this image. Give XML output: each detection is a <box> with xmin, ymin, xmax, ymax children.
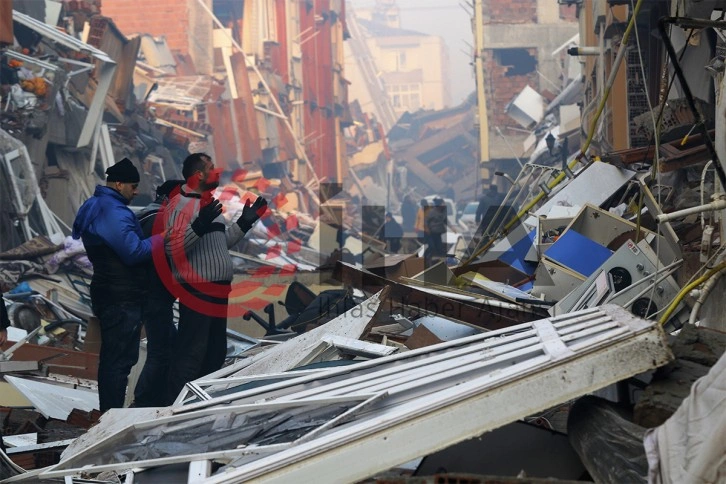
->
<box><xmin>425</xmin><ymin>198</ymin><xmax>447</xmax><ymax>261</ymax></box>
<box><xmin>400</xmin><ymin>194</ymin><xmax>417</xmax><ymax>233</ymax></box>
<box><xmin>476</xmin><ymin>184</ymin><xmax>502</xmax><ymax>228</ymax></box>
<box><xmin>415</xmin><ymin>199</ymin><xmax>428</xmax><ymax>243</ymax></box>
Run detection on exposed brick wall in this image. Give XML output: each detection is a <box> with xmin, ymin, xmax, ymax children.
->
<box><xmin>483</xmin><ymin>48</ymin><xmax>539</xmax><ymax>127</ymax></box>
<box><xmin>100</xmin><ymin>0</ymin><xmax>190</xmax><ymax>53</ymax></box>
<box><xmin>484</xmin><ymin>0</ymin><xmax>537</xmax><ymax>24</ymax></box>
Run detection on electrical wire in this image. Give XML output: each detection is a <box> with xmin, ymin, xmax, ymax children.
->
<box><xmin>659</xmin><ymin>261</ymin><xmax>726</xmax><ymax>325</ymax></box>
<box><xmin>650</xmin><ymin>243</ymin><xmax>726</xmax><ymax>320</ymax></box>
<box><xmin>688</xmin><ymin>265</ymin><xmax>726</xmax><ymax>324</ymax></box>
<box><xmin>648</xmin><ymin>13</ymin><xmax>726</xmax><ymax>327</ymax></box>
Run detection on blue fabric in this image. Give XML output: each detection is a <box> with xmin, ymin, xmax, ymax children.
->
<box><xmin>72</xmin><ymin>186</ymin><xmax>151</xmax><ymax>265</ymax></box>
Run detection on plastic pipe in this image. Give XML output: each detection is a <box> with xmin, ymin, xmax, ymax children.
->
<box><xmin>567</xmin><ymin>47</ymin><xmax>599</xmax><ymax>56</ymax></box>
<box><xmin>656</xmin><ymin>199</ymin><xmax>726</xmax><ymax>223</ymax></box>
<box><xmin>688</xmin><ymin>266</ymin><xmax>726</xmax><ymax>324</ymax></box>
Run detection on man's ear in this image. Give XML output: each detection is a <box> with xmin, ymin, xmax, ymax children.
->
<box><xmin>187</xmin><ymin>172</ymin><xmax>201</xmax><ymax>190</ymax></box>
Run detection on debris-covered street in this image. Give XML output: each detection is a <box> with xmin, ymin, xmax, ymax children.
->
<box><xmin>1</xmin><ymin>0</ymin><xmax>726</xmax><ymax>482</ymax></box>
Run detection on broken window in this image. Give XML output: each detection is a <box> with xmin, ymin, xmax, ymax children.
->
<box><xmin>50</xmin><ymin>399</ymin><xmax>371</xmax><ymax>471</ymax></box>
<box><xmin>494</xmin><ymin>48</ymin><xmax>537</xmax><ymax>77</ymax></box>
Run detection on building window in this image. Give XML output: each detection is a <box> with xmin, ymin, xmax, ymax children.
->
<box><xmin>398</xmin><ymin>51</ymin><xmax>407</xmax><ymax>70</ymax></box>
<box><xmin>389</xmin><ymin>83</ymin><xmax>421</xmax><ymax>111</ymax></box>
<box><xmin>410</xmin><ymin>93</ymin><xmax>420</xmax><ymax>110</ymax></box>
<box><xmin>493</xmin><ymin>48</ymin><xmax>537</xmax><ymax>77</ymax></box>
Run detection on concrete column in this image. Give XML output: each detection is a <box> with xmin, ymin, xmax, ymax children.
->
<box><xmin>188</xmin><ymin>0</ymin><xmax>214</xmax><ymax>74</ymax></box>
<box><xmin>537</xmin><ymin>0</ymin><xmax>559</xmax><ymax>24</ymax></box>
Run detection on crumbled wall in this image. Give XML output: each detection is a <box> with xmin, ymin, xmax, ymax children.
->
<box><xmin>483</xmin><ymin>0</ymin><xmax>537</xmax><ymax>24</ymax></box>
<box><xmin>483</xmin><ymin>48</ymin><xmax>540</xmax><ymax>128</ymax></box>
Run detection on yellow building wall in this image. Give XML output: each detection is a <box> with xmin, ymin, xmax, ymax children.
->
<box><xmin>345</xmin><ymin>29</ymin><xmax>450</xmax><ymax>118</ymax></box>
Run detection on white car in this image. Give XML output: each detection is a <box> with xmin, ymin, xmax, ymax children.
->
<box><xmin>458</xmin><ymin>202</ymin><xmax>479</xmax><ymax>232</ymax></box>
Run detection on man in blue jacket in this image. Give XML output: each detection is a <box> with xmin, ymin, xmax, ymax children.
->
<box><xmin>72</xmin><ymin>158</ymin><xmax>158</xmax><ymax>412</ymax></box>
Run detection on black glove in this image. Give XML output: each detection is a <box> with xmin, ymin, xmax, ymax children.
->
<box><xmin>236</xmin><ymin>196</ymin><xmax>268</xmax><ymax>232</ymax></box>
<box><xmin>191</xmin><ymin>198</ymin><xmax>223</xmax><ymax>236</ymax></box>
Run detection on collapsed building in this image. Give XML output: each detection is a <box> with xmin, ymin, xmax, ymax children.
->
<box><xmin>1</xmin><ymin>0</ymin><xmax>726</xmax><ymax>482</ymax></box>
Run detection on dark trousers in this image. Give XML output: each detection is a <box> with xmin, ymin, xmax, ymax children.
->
<box><xmin>424</xmin><ymin>233</ymin><xmax>445</xmax><ymax>261</ymax></box>
<box><xmin>93</xmin><ymin>303</ymin><xmax>142</xmax><ymax>412</ymax></box>
<box><xmin>167</xmin><ymin>283</ymin><xmax>229</xmax><ymax>404</ymax></box>
<box><xmin>134</xmin><ymin>291</ymin><xmax>176</xmax><ymax>407</ymax></box>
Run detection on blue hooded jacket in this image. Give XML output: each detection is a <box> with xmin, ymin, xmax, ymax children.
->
<box><xmin>73</xmin><ymin>185</ymin><xmax>153</xmax><ymax>304</ymax></box>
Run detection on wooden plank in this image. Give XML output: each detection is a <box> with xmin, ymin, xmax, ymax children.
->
<box><xmin>404</xmin><ymin>324</ymin><xmax>442</xmax><ymax>350</ymax></box>
<box><xmin>0</xmin><ymin>342</ymin><xmax>98</xmax><ymax>380</ymax></box>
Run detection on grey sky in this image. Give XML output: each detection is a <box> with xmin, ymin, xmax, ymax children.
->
<box><xmin>353</xmin><ymin>0</ymin><xmax>475</xmax><ymax>106</ymax></box>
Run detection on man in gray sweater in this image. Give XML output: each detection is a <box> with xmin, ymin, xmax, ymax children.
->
<box><xmin>163</xmin><ymin>153</ymin><xmax>266</xmax><ymax>403</ymax></box>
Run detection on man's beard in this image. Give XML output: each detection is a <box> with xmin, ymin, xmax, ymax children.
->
<box><xmin>201</xmin><ymin>178</ymin><xmax>220</xmax><ymax>191</ymax></box>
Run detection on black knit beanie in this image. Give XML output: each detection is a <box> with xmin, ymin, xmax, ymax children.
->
<box><xmin>106</xmin><ymin>158</ymin><xmax>140</xmax><ymax>183</ymax></box>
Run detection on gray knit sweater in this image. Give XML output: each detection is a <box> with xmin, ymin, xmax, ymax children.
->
<box><xmin>164</xmin><ymin>186</ymin><xmax>245</xmax><ymax>284</ymax></box>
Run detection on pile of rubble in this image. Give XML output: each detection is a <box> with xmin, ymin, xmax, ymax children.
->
<box><xmin>2</xmin><ymin>2</ymin><xmax>726</xmax><ymax>484</ymax></box>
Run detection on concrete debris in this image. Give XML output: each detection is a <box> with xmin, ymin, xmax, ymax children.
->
<box><xmin>2</xmin><ymin>1</ymin><xmax>726</xmax><ymax>483</ymax></box>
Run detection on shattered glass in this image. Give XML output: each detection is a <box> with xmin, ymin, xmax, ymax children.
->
<box><xmin>55</xmin><ymin>402</ymin><xmax>356</xmax><ymax>468</ymax></box>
